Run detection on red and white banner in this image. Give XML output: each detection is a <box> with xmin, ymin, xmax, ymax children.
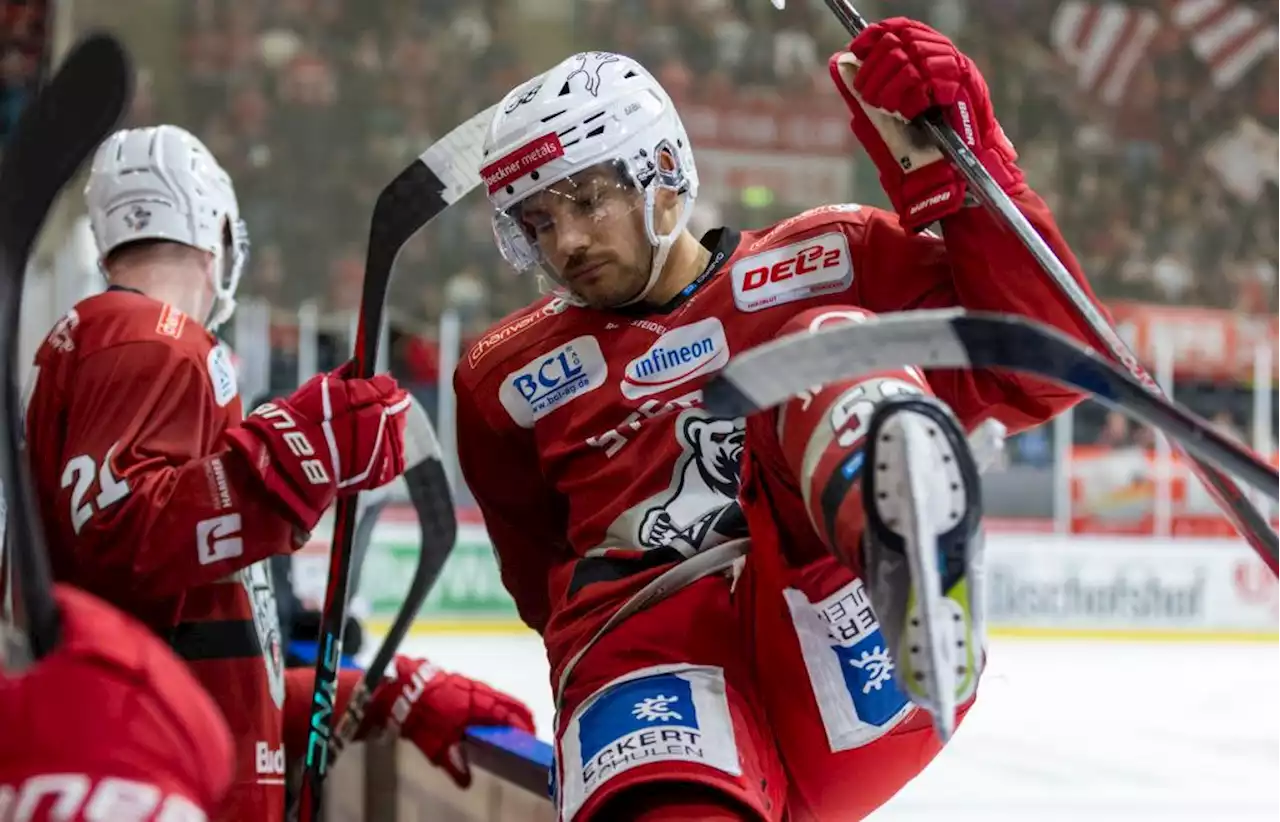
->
<box><xmin>676</xmin><ymin>95</ymin><xmax>857</xmax><ymax>207</ymax></box>
<box><xmin>1169</xmin><ymin>0</ymin><xmax>1278</xmax><ymax>90</ymax></box>
<box><xmin>1069</xmin><ymin>445</ymin><xmax>1279</xmax><ymax>537</ymax></box>
<box><xmin>1109</xmin><ymin>301</ymin><xmax>1279</xmax><ymax>381</ymax></box>
<box><xmin>1049</xmin><ymin>1</ymin><xmax>1162</xmax><ymax>106</ymax></box>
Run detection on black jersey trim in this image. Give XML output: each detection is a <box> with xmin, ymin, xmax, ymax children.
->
<box><xmin>617</xmin><ymin>227</ymin><xmax>740</xmax><ymax>317</ymax></box>
<box><xmin>169</xmin><ymin>618</ymin><xmax>262</xmax><ymax>661</ymax></box>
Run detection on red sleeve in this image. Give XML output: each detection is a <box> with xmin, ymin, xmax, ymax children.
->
<box><xmin>853</xmin><ymin>191</ymin><xmax>1108</xmax><ymax>434</ymax></box>
<box><xmin>942</xmin><ymin>187</ymin><xmax>1110</xmax><ymax>344</ymax></box>
<box><xmin>453</xmin><ymin>369</ymin><xmax>572</xmax><ymax>636</ymax></box>
<box><xmin>36</xmin><ymin>340</ymin><xmax>302</xmax><ymax>604</ymax></box>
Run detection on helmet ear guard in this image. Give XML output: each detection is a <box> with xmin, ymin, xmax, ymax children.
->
<box><xmin>638</xmin><ymin>138</ymin><xmax>693</xmax><ymax>247</ymax></box>
<box><xmin>649</xmin><ymin>139</ymin><xmax>688</xmax><ymax>191</ymax></box>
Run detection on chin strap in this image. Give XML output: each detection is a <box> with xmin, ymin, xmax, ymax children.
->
<box><xmin>617</xmin><ymin>186</ymin><xmax>693</xmax><ymax>307</ymax></box>
<box><xmin>205</xmin><ymin>295</ymin><xmax>235</xmax><ymax>332</ymax></box>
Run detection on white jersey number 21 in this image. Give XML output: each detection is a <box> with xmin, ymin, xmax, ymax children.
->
<box><xmin>61</xmin><ymin>442</ymin><xmax>131</xmax><ymax>534</ymax></box>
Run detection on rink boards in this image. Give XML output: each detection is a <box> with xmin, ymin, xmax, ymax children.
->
<box><xmin>292</xmin><ymin>507</ymin><xmax>1278</xmax><ymax>643</ymax></box>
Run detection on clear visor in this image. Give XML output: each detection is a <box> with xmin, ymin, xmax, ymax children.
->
<box><xmin>492</xmin><ymin>160</ymin><xmax>646</xmax><ymax>275</ymax></box>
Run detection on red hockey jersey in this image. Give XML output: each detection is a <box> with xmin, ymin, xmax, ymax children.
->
<box><xmin>25</xmin><ymin>289</ymin><xmax>302</xmax><ymax>820</ymax></box>
<box><xmin>454</xmin><ymin>192</ymin><xmax>1108</xmax><ymax>682</ymax></box>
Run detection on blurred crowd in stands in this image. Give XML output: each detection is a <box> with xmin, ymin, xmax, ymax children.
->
<box><xmin>171</xmin><ymin>0</ymin><xmax>538</xmax><ymax>332</ymax></box>
<box><xmin>0</xmin><ymin>0</ymin><xmax>51</xmax><ymax>146</ymax></box>
<box><xmin>23</xmin><ymin>0</ymin><xmax>1280</xmax><ymax>458</ymax></box>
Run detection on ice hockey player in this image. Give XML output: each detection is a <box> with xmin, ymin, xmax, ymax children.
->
<box><xmin>2</xmin><ymin>583</ymin><xmax>235</xmax><ymax>821</ymax></box>
<box><xmin>23</xmin><ymin>124</ymin><xmax>534</xmax><ymax>820</ymax></box>
<box><xmin>454</xmin><ymin>22</ymin><xmax>1109</xmax><ymax>822</ymax></box>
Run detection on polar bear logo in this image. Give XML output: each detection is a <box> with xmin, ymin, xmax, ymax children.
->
<box><xmin>637</xmin><ymin>415</ymin><xmax>745</xmax><ymax>551</ymax></box>
<box><xmin>238</xmin><ymin>562</ymin><xmax>285</xmax><ymax>709</ymax></box>
<box><xmin>562</xmin><ymin>52</ymin><xmax>620</xmax><ymax>98</ymax></box>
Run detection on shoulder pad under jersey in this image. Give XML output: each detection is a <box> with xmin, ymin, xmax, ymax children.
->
<box><xmin>459</xmin><ymin>294</ymin><xmax>578</xmax><ymax>384</ymax></box>
<box><xmin>51</xmin><ymin>290</ymin><xmax>216</xmax><ymax>362</ymax></box>
<box><xmin>741</xmin><ymin>202</ymin><xmax>878</xmax><ymax>252</ymax></box>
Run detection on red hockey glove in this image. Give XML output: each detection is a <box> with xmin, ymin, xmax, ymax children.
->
<box><xmin>226</xmin><ymin>363</ymin><xmax>410</xmax><ymax>531</ymax></box>
<box><xmin>829</xmin><ymin>18</ymin><xmax>1023</xmax><ymax>231</ymax></box>
<box><xmin>363</xmin><ymin>656</ymin><xmax>537</xmax><ymax>789</ymax></box>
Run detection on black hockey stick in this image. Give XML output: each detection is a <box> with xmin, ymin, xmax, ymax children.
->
<box><xmin>313</xmin><ymin>405</ymin><xmax>550</xmax><ymax>801</ymax></box>
<box><xmin>0</xmin><ymin>34</ymin><xmax>132</xmax><ymax>666</ymax></box>
<box><xmin>702</xmin><ymin>309</ymin><xmax>1280</xmax><ymax>538</ymax></box>
<box><xmin>780</xmin><ymin>0</ymin><xmax>1277</xmax><ymax>580</ymax></box>
<box><xmin>322</xmin><ymin>396</ymin><xmax>457</xmax><ymax>767</ymax></box>
<box><xmin>295</xmin><ymin>102</ymin><xmax>497</xmax><ymax>821</ymax></box>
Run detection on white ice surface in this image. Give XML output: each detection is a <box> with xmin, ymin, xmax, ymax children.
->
<box><xmin>388</xmin><ymin>633</ymin><xmax>1279</xmax><ymax>821</ymax></box>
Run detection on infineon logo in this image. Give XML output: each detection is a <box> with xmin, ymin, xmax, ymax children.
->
<box><xmin>621</xmin><ymin>318</ymin><xmax>729</xmax><ymax>400</ymax></box>
<box><xmin>731</xmin><ymin>232</ymin><xmax>853</xmax><ymax>313</ymax></box>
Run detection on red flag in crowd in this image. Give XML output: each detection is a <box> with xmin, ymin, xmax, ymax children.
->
<box><xmin>1049</xmin><ymin>1</ymin><xmax>1163</xmax><ymax>106</ymax></box>
<box><xmin>1168</xmin><ymin>0</ymin><xmax>1277</xmax><ymax>90</ymax></box>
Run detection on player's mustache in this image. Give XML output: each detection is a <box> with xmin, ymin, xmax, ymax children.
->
<box><xmin>564</xmin><ymin>254</ymin><xmax>613</xmax><ymax>278</ymax></box>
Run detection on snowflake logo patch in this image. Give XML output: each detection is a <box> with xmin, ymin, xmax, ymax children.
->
<box><xmin>632</xmin><ymin>694</ymin><xmax>682</xmax><ymax>722</ymax></box>
<box><xmin>847</xmin><ymin>644</ymin><xmax>895</xmax><ymax>694</ymax></box>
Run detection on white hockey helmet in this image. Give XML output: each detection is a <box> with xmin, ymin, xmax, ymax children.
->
<box><xmin>85</xmin><ymin>125</ymin><xmax>249</xmax><ymax>330</ymax></box>
<box><xmin>481</xmin><ymin>51</ymin><xmax>698</xmax><ymax>305</ymax></box>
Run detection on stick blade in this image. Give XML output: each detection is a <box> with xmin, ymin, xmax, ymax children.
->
<box><xmin>0</xmin><ymin>33</ymin><xmax>132</xmax><ymax>266</ymax></box>
<box><xmin>419</xmin><ymin>102</ymin><xmax>499</xmax><ymax>203</ymax></box>
<box><xmin>357</xmin><ymin>102</ymin><xmax>501</xmax><ymax>373</ymax></box>
<box><xmin>704</xmin><ymin>309</ymin><xmax>1279</xmax><ymax>501</ymax></box>
<box><xmin>366</xmin><ymin>100</ymin><xmax>499</xmax><ymax>266</ymax></box>
<box><xmin>702</xmin><ymin>308</ymin><xmax>971</xmax><ymax>416</ymax></box>
<box><xmin>362</xmin><ymin>399</ymin><xmax>458</xmax><ymax>680</ymax></box>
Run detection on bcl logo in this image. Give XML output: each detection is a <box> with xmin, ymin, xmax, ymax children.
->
<box><xmin>499</xmin><ymin>335</ymin><xmax>607</xmax><ymax>428</ymax></box>
<box><xmin>731</xmin><ymin>232</ymin><xmax>854</xmax><ymax>313</ymax></box>
<box><xmin>515</xmin><ymin>349</ymin><xmax>584</xmax><ymax>404</ymax></box>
